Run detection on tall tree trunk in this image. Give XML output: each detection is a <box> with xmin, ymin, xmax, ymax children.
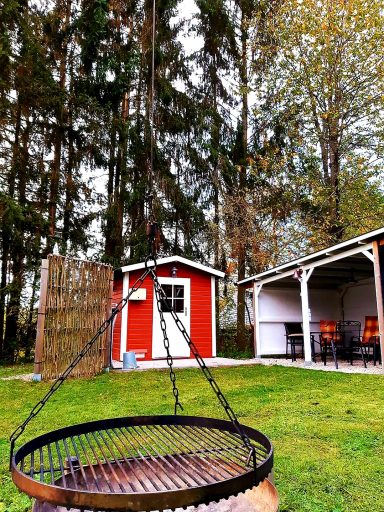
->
<box><xmin>4</xmin><ymin>114</ymin><xmax>30</xmax><ymax>362</ymax></box>
<box><xmin>24</xmin><ymin>267</ymin><xmax>39</xmax><ymax>360</ymax></box>
<box><xmin>104</xmin><ymin>97</ymin><xmax>129</xmax><ymax>265</ymax></box>
<box><xmin>104</xmin><ymin>111</ymin><xmax>118</xmax><ymax>261</ymax></box>
<box><xmin>46</xmin><ymin>0</ymin><xmax>71</xmax><ymax>255</ymax></box>
<box><xmin>329</xmin><ymin>109</ymin><xmax>342</xmax><ymax>240</ymax></box>
<box><xmin>211</xmin><ymin>56</ymin><xmax>221</xmax><ymax>354</ymax></box>
<box><xmin>236</xmin><ymin>5</ymin><xmax>248</xmax><ymax>352</ymax></box>
<box><xmin>61</xmin><ymin>112</ymin><xmax>74</xmax><ymax>255</ymax></box>
<box><xmin>0</xmin><ymin>247</ymin><xmax>9</xmax><ymax>360</ymax></box>
<box><xmin>47</xmin><ymin>123</ymin><xmax>61</xmax><ymax>254</ymax></box>
<box><xmin>129</xmin><ymin>8</ymin><xmax>150</xmax><ymax>262</ymax></box>
<box><xmin>128</xmin><ymin>83</ymin><xmax>143</xmax><ymax>261</ymax></box>
<box><xmin>61</xmin><ymin>29</ymin><xmax>75</xmax><ymax>255</ymax></box>
<box><xmin>0</xmin><ymin>102</ymin><xmax>21</xmax><ymax>359</ymax></box>
<box><xmin>116</xmin><ymin>92</ymin><xmax>130</xmax><ymax>260</ymax></box>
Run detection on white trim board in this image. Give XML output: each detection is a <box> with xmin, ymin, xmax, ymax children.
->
<box><xmin>211</xmin><ymin>276</ymin><xmax>216</xmax><ymax>357</ymax></box>
<box><xmin>120</xmin><ymin>272</ymin><xmax>129</xmax><ymax>362</ymax></box>
<box><xmin>243</xmin><ymin>243</ymin><xmax>373</xmax><ymax>287</ymax></box>
<box><xmin>120</xmin><ymin>255</ymin><xmax>225</xmax><ymax>278</ymax></box>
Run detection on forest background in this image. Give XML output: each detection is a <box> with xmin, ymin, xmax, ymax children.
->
<box><xmin>1</xmin><ymin>0</ymin><xmax>384</xmax><ymax>363</ymax></box>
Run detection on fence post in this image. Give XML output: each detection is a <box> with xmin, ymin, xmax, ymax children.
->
<box><xmin>104</xmin><ymin>271</ymin><xmax>114</xmax><ymax>371</ymax></box>
<box><xmin>33</xmin><ymin>259</ymin><xmax>49</xmax><ymax>381</ymax></box>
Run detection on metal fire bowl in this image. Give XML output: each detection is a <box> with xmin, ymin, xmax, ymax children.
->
<box><xmin>12</xmin><ymin>415</ymin><xmax>273</xmax><ymax>512</ymax></box>
<box><xmin>32</xmin><ymin>480</ymin><xmax>279</xmax><ymax>512</ymax></box>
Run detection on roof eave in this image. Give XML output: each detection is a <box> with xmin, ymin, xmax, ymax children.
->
<box><xmin>238</xmin><ymin>226</ymin><xmax>384</xmax><ymax>286</ymax></box>
<box><xmin>120</xmin><ymin>255</ymin><xmax>225</xmax><ymax>278</ymax></box>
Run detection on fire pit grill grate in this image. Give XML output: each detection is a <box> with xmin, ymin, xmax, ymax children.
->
<box><xmin>12</xmin><ymin>416</ymin><xmax>273</xmax><ymax>511</ymax></box>
<box><xmin>11</xmin><ymin>261</ymin><xmax>275</xmax><ymax>511</ymax></box>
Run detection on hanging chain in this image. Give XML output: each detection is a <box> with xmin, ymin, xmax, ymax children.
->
<box><xmin>149</xmin><ymin>0</ymin><xmax>156</xmax><ymax>203</ymax></box>
<box><xmin>149</xmin><ymin>268</ymin><xmax>257</xmax><ymax>470</ymax></box>
<box><xmin>153</xmin><ymin>282</ymin><xmax>183</xmax><ymax>415</ymax></box>
<box><xmin>146</xmin><ymin>0</ymin><xmax>157</xmax><ymax>254</ymax></box>
<box><xmin>9</xmin><ymin>267</ymin><xmax>152</xmax><ymax>466</ymax></box>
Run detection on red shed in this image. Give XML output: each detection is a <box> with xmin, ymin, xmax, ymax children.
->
<box><xmin>112</xmin><ymin>256</ymin><xmax>225</xmax><ymax>362</ymax></box>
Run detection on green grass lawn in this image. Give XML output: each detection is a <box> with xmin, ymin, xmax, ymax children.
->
<box><xmin>0</xmin><ymin>364</ymin><xmax>383</xmax><ymax>512</ymax></box>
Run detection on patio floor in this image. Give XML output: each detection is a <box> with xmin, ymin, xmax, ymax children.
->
<box><xmin>112</xmin><ymin>357</ymin><xmax>383</xmax><ymax>375</ymax></box>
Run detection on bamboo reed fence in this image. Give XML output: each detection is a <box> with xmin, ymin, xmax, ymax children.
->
<box><xmin>34</xmin><ymin>255</ymin><xmax>113</xmax><ymax>380</ymax></box>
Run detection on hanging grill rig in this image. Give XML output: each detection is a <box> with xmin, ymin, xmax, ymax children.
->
<box><xmin>9</xmin><ymin>231</ymin><xmax>273</xmax><ymax>511</ymax></box>
<box><xmin>10</xmin><ymin>0</ymin><xmax>273</xmax><ymax>508</ymax></box>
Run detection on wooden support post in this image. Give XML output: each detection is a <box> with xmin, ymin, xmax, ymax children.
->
<box><xmin>253</xmin><ymin>283</ymin><xmax>263</xmax><ymax>358</ymax></box>
<box><xmin>300</xmin><ymin>268</ymin><xmax>314</xmax><ymax>365</ymax></box>
<box><xmin>372</xmin><ymin>240</ymin><xmax>384</xmax><ymax>369</ymax></box>
<box><xmin>33</xmin><ymin>259</ymin><xmax>49</xmax><ymax>381</ymax></box>
<box><xmin>104</xmin><ymin>271</ymin><xmax>114</xmax><ymax>371</ymax></box>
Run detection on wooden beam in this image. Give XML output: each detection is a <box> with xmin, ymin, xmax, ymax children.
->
<box><xmin>253</xmin><ymin>283</ymin><xmax>263</xmax><ymax>357</ymax></box>
<box><xmin>362</xmin><ymin>250</ymin><xmax>374</xmax><ymax>263</ymax></box>
<box><xmin>33</xmin><ymin>259</ymin><xmax>49</xmax><ymax>380</ymax></box>
<box><xmin>253</xmin><ymin>243</ymin><xmax>373</xmax><ymax>287</ymax></box>
<box><xmin>372</xmin><ymin>240</ymin><xmax>384</xmax><ymax>369</ymax></box>
<box><xmin>300</xmin><ymin>270</ymin><xmax>312</xmax><ymax>365</ymax></box>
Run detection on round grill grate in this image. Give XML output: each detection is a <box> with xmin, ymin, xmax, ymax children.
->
<box><xmin>12</xmin><ymin>416</ymin><xmax>273</xmax><ymax>511</ymax></box>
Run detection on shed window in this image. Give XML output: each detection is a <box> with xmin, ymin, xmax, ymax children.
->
<box><xmin>160</xmin><ymin>284</ymin><xmax>184</xmax><ymax>313</ymax></box>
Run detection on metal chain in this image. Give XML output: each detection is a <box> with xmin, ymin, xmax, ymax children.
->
<box><xmin>149</xmin><ymin>268</ymin><xmax>257</xmax><ymax>470</ymax></box>
<box><xmin>153</xmin><ymin>282</ymin><xmax>183</xmax><ymax>415</ymax></box>
<box><xmin>10</xmin><ymin>251</ymin><xmax>257</xmax><ymax>477</ymax></box>
<box><xmin>9</xmin><ymin>267</ymin><xmax>152</xmax><ymax>465</ymax></box>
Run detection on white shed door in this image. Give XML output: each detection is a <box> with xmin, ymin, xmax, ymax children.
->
<box><xmin>152</xmin><ymin>277</ymin><xmax>191</xmax><ymax>358</ymax></box>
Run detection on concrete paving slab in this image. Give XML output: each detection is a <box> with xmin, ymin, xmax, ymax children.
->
<box><xmin>112</xmin><ymin>356</ymin><xmax>383</xmax><ymax>375</ymax></box>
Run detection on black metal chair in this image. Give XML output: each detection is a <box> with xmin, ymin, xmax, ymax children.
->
<box><xmin>284</xmin><ymin>322</ymin><xmax>304</xmax><ymax>362</ymax></box>
<box><xmin>354</xmin><ymin>316</ymin><xmax>381</xmax><ymax>365</ymax></box>
<box><xmin>319</xmin><ymin>320</ymin><xmax>341</xmax><ymax>368</ymax></box>
<box><xmin>338</xmin><ymin>320</ymin><xmax>366</xmax><ymax>368</ymax></box>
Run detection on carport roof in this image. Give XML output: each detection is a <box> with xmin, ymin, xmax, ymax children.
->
<box><xmin>238</xmin><ymin>226</ymin><xmax>384</xmax><ymax>289</ymax></box>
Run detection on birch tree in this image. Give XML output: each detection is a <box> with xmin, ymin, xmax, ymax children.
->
<box><xmin>255</xmin><ymin>0</ymin><xmax>384</xmax><ymax>243</ymax></box>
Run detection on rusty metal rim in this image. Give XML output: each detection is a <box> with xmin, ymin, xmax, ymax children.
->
<box><xmin>32</xmin><ymin>479</ymin><xmax>280</xmax><ymax>512</ymax></box>
<box><xmin>12</xmin><ymin>416</ymin><xmax>273</xmax><ymax>511</ymax></box>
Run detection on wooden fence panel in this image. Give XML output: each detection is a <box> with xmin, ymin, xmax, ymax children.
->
<box><xmin>37</xmin><ymin>255</ymin><xmax>113</xmax><ymax>380</ymax></box>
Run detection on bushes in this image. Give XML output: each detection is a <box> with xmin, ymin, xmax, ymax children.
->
<box><xmin>217</xmin><ymin>324</ymin><xmax>254</xmax><ymax>359</ymax></box>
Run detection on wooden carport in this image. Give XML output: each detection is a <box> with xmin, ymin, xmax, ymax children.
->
<box><xmin>238</xmin><ymin>227</ymin><xmax>384</xmax><ymax>369</ymax></box>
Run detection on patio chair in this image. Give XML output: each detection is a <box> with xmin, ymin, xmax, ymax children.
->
<box><xmin>319</xmin><ymin>320</ymin><xmax>341</xmax><ymax>368</ymax></box>
<box><xmin>354</xmin><ymin>316</ymin><xmax>380</xmax><ymax>365</ymax></box>
<box><xmin>338</xmin><ymin>320</ymin><xmax>366</xmax><ymax>368</ymax></box>
<box><xmin>284</xmin><ymin>322</ymin><xmax>304</xmax><ymax>362</ymax></box>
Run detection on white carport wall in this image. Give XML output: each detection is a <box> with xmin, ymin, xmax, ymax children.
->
<box><xmin>256</xmin><ymin>266</ymin><xmax>319</xmax><ymax>364</ymax></box>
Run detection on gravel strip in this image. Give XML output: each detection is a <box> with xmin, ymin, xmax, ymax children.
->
<box><xmin>1</xmin><ymin>373</ymin><xmax>34</xmax><ymax>381</ymax></box>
